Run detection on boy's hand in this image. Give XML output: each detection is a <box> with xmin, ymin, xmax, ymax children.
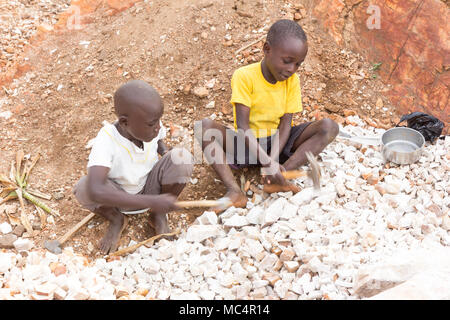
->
<box><xmin>148</xmin><ymin>193</ymin><xmax>179</xmax><ymax>214</ymax></box>
<box><xmin>261</xmin><ymin>161</ymin><xmax>287</xmax><ymax>185</ymax></box>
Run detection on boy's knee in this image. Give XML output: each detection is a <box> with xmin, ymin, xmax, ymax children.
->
<box><xmin>73</xmin><ymin>176</ymin><xmax>99</xmax><ymax>212</ymax></box>
<box><xmin>318</xmin><ymin>118</ymin><xmax>339</xmax><ymax>141</ymax></box>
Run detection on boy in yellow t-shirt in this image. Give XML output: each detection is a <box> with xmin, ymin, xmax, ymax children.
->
<box><xmin>196</xmin><ymin>19</ymin><xmax>338</xmax><ymax>211</ymax></box>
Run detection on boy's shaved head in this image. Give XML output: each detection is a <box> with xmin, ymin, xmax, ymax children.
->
<box><xmin>114</xmin><ymin>80</ymin><xmax>162</xmax><ymax>116</ymax></box>
<box><xmin>266</xmin><ymin>19</ymin><xmax>307</xmax><ymax>47</ymax></box>
<box><xmin>113</xmin><ymin>80</ymin><xmax>163</xmax><ymax>143</ymax></box>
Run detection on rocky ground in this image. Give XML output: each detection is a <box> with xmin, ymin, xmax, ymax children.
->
<box><xmin>0</xmin><ymin>0</ymin><xmax>448</xmax><ymax>300</ymax></box>
<box><xmin>1</xmin><ymin>118</ymin><xmax>449</xmax><ymax>300</ymax></box>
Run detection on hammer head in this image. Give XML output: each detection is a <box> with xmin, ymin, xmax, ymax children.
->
<box><xmin>44</xmin><ymin>240</ymin><xmax>62</xmax><ymax>254</ymax></box>
<box><xmin>305</xmin><ymin>151</ymin><xmax>321</xmax><ymax>190</ymax></box>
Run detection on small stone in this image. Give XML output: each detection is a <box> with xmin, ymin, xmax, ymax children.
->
<box><xmin>193</xmin><ymin>86</ymin><xmax>209</xmax><ymax>98</ymax></box>
<box><xmin>284</xmin><ymin>261</ymin><xmax>300</xmax><ymax>272</ymax></box>
<box><xmin>115</xmin><ymin>286</ymin><xmax>129</xmax><ymax>298</ymax></box>
<box><xmin>136</xmin><ymin>288</ymin><xmax>149</xmax><ymax>297</ymax></box>
<box><xmin>375</xmin><ymin>184</ymin><xmax>386</xmax><ymax>195</ymax></box>
<box><xmin>385</xmin><ymin>183</ymin><xmax>400</xmax><ymax>195</ymax></box>
<box><xmin>12</xmin><ymin>225</ymin><xmax>25</xmax><ymax>237</ymax></box>
<box><xmin>262</xmin><ymin>198</ymin><xmax>287</xmax><ymax>227</ymax></box>
<box><xmin>67</xmin><ymin>288</ymin><xmax>90</xmax><ymax>300</ymax></box>
<box><xmin>0</xmin><ymin>252</ymin><xmax>16</xmax><ymax>273</ymax></box>
<box><xmin>246</xmin><ymin>206</ymin><xmax>264</xmax><ymax>225</ymax></box>
<box><xmin>262</xmin><ymin>272</ymin><xmax>281</xmax><ymax>286</ymax></box>
<box><xmin>51</xmin><ymin>263</ymin><xmax>67</xmax><ymax>276</ymax></box>
<box><xmin>427</xmin><ymin>204</ymin><xmax>442</xmax><ymax>217</ymax></box>
<box><xmin>441</xmin><ymin>215</ymin><xmax>450</xmax><ymax>231</ymax></box>
<box><xmin>13</xmin><ymin>238</ymin><xmax>34</xmax><ymax>251</ymax></box>
<box><xmin>0</xmin><ymin>222</ymin><xmax>12</xmax><ymax>234</ymax></box>
<box><xmin>367</xmin><ymin>176</ymin><xmax>379</xmax><ymax>185</ymax></box>
<box><xmin>223</xmin><ymin>215</ymin><xmax>249</xmax><ymax>228</ymax></box>
<box><xmin>259</xmin><ymin>253</ymin><xmax>279</xmax><ymax>271</ymax></box>
<box><xmin>54</xmin><ymin>287</ymin><xmax>67</xmax><ymax>300</ymax></box>
<box><xmin>4</xmin><ymin>204</ymin><xmax>17</xmax><ymax>214</ymax></box>
<box><xmin>53</xmin><ymin>192</ymin><xmax>64</xmax><ymax>200</ymax></box>
<box><xmin>336</xmin><ymin>183</ymin><xmax>346</xmax><ymax>197</ymax></box>
<box><xmin>280</xmin><ymin>248</ymin><xmax>296</xmax><ymax>262</ymax></box>
<box><xmin>205</xmin><ymin>101</ymin><xmax>215</xmax><ymax>109</ymax></box>
<box><xmin>185</xmin><ymin>225</ymin><xmax>221</xmax><ymax>242</ymax></box>
<box><xmin>289</xmin><ymin>187</ymin><xmax>314</xmax><ymax>206</ymax></box>
<box><xmin>294</xmin><ymin>12</ymin><xmax>302</xmax><ymax>20</ymax></box>
<box><xmin>35</xmin><ymin>283</ymin><xmax>58</xmax><ymax>296</ymax></box>
<box><xmin>366</xmin><ymin>233</ymin><xmax>377</xmax><ymax>247</ymax></box>
<box><xmin>0</xmin><ymin>234</ymin><xmax>18</xmax><ymax>249</ymax></box>
<box><xmin>195</xmin><ymin>211</ymin><xmax>218</xmax><ymax>225</ymax></box>
<box><xmin>376</xmin><ymin>97</ymin><xmax>384</xmax><ymax>108</ymax></box>
<box><xmin>421</xmin><ymin>224</ymin><xmax>433</xmax><ymax>234</ymax></box>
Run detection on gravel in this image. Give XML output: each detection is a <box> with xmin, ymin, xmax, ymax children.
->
<box><xmin>1</xmin><ymin>117</ymin><xmax>448</xmax><ymax>300</ymax></box>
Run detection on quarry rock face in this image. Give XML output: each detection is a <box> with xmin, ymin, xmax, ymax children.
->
<box><xmin>311</xmin><ymin>0</ymin><xmax>449</xmax><ymax>133</ymax></box>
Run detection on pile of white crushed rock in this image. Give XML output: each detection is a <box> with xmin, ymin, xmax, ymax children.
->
<box><xmin>1</xmin><ymin>116</ymin><xmax>449</xmax><ymax>300</ymax></box>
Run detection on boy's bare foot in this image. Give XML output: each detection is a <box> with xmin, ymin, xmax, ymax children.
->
<box><xmin>213</xmin><ymin>189</ymin><xmax>248</xmax><ymax>213</ymax></box>
<box><xmin>99</xmin><ymin>214</ymin><xmax>128</xmax><ymax>255</ymax></box>
<box><xmin>263</xmin><ymin>182</ymin><xmax>301</xmax><ymax>194</ymax></box>
<box><xmin>149</xmin><ymin>211</ymin><xmax>173</xmax><ymax>239</ymax></box>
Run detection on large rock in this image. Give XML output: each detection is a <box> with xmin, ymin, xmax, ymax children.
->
<box><xmin>367</xmin><ymin>268</ymin><xmax>450</xmax><ymax>300</ymax></box>
<box><xmin>262</xmin><ymin>198</ymin><xmax>287</xmax><ymax>227</ymax></box>
<box><xmin>354</xmin><ymin>246</ymin><xmax>450</xmax><ymax>298</ymax></box>
<box><xmin>185</xmin><ymin>225</ymin><xmax>222</xmax><ymax>242</ymax></box>
<box><xmin>312</xmin><ymin>0</ymin><xmax>449</xmax><ymax>133</ymax></box>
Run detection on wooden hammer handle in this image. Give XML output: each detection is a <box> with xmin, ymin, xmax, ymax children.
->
<box><xmin>281</xmin><ymin>170</ymin><xmax>307</xmax><ymax>180</ymax></box>
<box><xmin>59</xmin><ymin>212</ymin><xmax>95</xmax><ymax>244</ymax></box>
<box><xmin>175</xmin><ymin>200</ymin><xmax>220</xmax><ymax>208</ymax></box>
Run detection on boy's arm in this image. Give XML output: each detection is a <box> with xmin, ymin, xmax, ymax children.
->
<box><xmin>86</xmin><ymin>166</ymin><xmax>177</xmax><ymax>212</ymax></box>
<box><xmin>157</xmin><ymin>140</ymin><xmax>170</xmax><ymax>156</ymax></box>
<box><xmin>269</xmin><ymin>113</ymin><xmax>293</xmax><ymax>163</ymax></box>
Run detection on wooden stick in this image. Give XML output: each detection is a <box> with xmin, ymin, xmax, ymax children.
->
<box><xmin>59</xmin><ymin>212</ymin><xmax>95</xmax><ymax>244</ymax></box>
<box><xmin>109</xmin><ymin>229</ymin><xmax>180</xmax><ymax>257</ymax></box>
<box><xmin>235</xmin><ymin>34</ymin><xmax>266</xmax><ymax>55</ymax></box>
<box><xmin>281</xmin><ymin>170</ymin><xmax>308</xmax><ymax>180</ymax></box>
<box><xmin>175</xmin><ymin>200</ymin><xmax>222</xmax><ymax>208</ymax></box>
<box><xmin>25</xmin><ymin>187</ymin><xmax>52</xmax><ymax>200</ymax></box>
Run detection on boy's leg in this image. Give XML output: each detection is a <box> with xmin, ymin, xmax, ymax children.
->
<box><xmin>282</xmin><ymin>118</ymin><xmax>339</xmax><ymax>171</ymax></box>
<box><xmin>93</xmin><ymin>206</ymin><xmax>127</xmax><ymax>254</ymax></box>
<box><xmin>73</xmin><ymin>176</ymin><xmax>127</xmax><ymax>255</ymax></box>
<box><xmin>195</xmin><ymin>118</ymin><xmax>247</xmax><ymax>211</ymax></box>
<box><xmin>143</xmin><ymin>147</ymin><xmax>193</xmax><ymax>235</ymax></box>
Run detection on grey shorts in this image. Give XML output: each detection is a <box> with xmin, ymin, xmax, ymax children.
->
<box><xmin>73</xmin><ymin>148</ymin><xmax>193</xmax><ymax>214</ymax></box>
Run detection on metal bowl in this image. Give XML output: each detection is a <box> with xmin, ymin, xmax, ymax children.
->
<box><xmin>381</xmin><ymin>127</ymin><xmax>425</xmax><ymax>165</ymax></box>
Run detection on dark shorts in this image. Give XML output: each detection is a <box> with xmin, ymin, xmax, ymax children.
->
<box><xmin>228</xmin><ymin>122</ymin><xmax>312</xmax><ymax>169</ymax></box>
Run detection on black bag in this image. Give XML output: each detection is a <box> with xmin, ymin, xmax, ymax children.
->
<box><xmin>396</xmin><ymin>112</ymin><xmax>444</xmax><ymax>143</ymax></box>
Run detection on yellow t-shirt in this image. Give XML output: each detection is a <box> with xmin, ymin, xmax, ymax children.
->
<box><xmin>230</xmin><ymin>61</ymin><xmax>303</xmax><ymax>138</ymax></box>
